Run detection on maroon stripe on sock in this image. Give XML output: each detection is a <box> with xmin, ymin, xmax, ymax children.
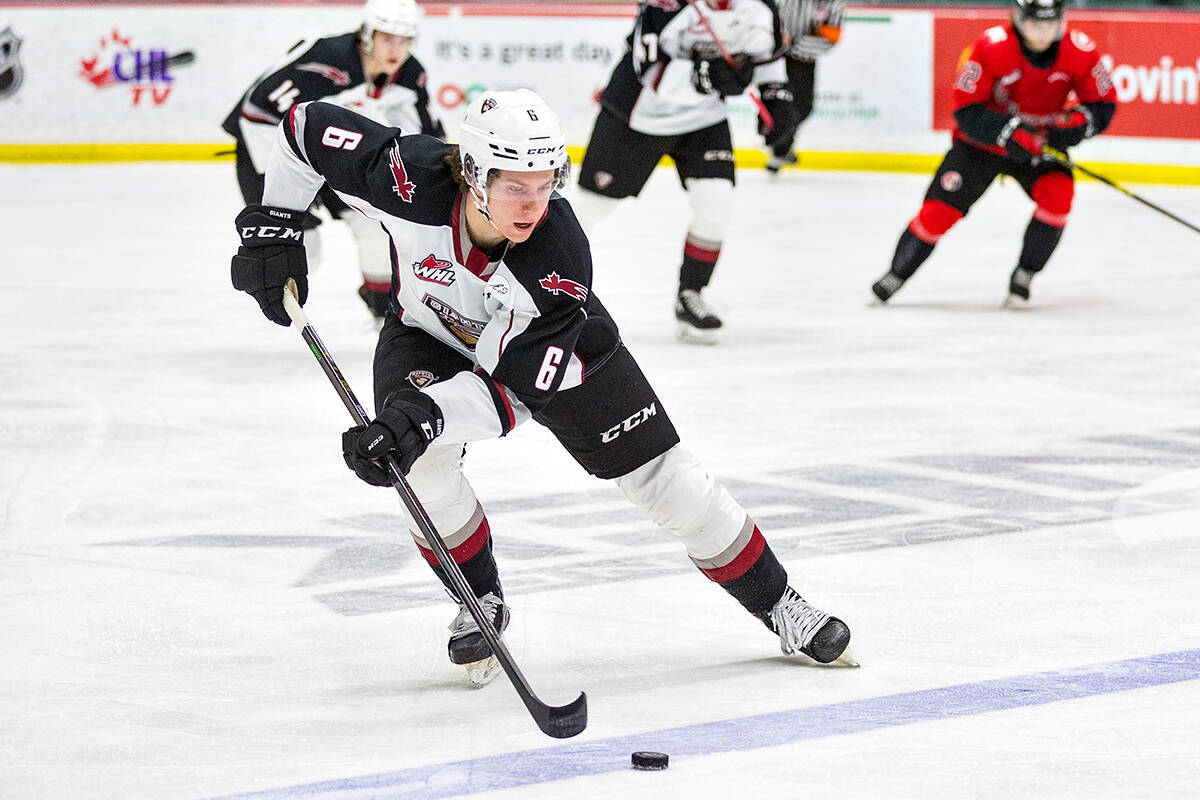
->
<box><xmin>700</xmin><ymin>526</ymin><xmax>766</xmax><ymax>583</ymax></box>
<box><xmin>683</xmin><ymin>241</ymin><xmax>721</xmax><ymax>263</ymax></box>
<box><xmin>415</xmin><ymin>516</ymin><xmax>492</xmax><ymax>566</ymax></box>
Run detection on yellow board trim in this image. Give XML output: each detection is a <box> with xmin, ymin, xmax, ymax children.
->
<box><xmin>2</xmin><ymin>142</ymin><xmax>1198</xmax><ymax>186</ymax></box>
<box><xmin>0</xmin><ymin>143</ymin><xmax>236</xmax><ymax>162</ymax></box>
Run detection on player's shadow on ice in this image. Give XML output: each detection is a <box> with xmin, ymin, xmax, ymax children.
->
<box><xmin>872</xmin><ymin>296</ymin><xmax>1107</xmax><ymax>313</ymax></box>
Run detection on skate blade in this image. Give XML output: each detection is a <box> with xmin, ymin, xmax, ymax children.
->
<box><xmin>1002</xmin><ymin>293</ymin><xmax>1030</xmax><ymax>309</ymax></box>
<box><xmin>675</xmin><ymin>322</ymin><xmax>719</xmax><ymax>346</ymax></box>
<box><xmin>833</xmin><ymin>644</ymin><xmax>860</xmax><ymax>667</ymax></box>
<box><xmin>464</xmin><ymin>655</ymin><xmax>501</xmax><ymax>687</ymax></box>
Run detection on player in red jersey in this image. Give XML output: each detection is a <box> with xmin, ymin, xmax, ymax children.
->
<box><xmin>871</xmin><ymin>0</ymin><xmax>1116</xmax><ymax>305</ymax></box>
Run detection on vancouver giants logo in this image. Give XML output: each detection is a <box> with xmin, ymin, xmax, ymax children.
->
<box><xmin>296</xmin><ymin>62</ymin><xmax>351</xmax><ymax>86</ymax></box>
<box><xmin>413</xmin><ymin>254</ymin><xmax>455</xmax><ymax>286</ymax></box>
<box><xmin>422</xmin><ymin>294</ymin><xmax>486</xmax><ymax>349</ymax></box>
<box><xmin>389</xmin><ymin>144</ymin><xmax>416</xmax><ymax>202</ymax></box>
<box><xmin>538</xmin><ymin>271</ymin><xmax>588</xmax><ymax>301</ymax></box>
<box><xmin>406</xmin><ymin>369</ymin><xmax>436</xmax><ymax>388</ymax></box>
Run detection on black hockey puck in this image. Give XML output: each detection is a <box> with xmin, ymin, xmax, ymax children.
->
<box><xmin>631</xmin><ymin>751</ymin><xmax>669</xmax><ymax>770</ymax></box>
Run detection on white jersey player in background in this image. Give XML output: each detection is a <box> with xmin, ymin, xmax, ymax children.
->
<box><xmin>221</xmin><ymin>0</ymin><xmax>444</xmax><ymax>323</ymax></box>
<box><xmin>572</xmin><ymin>0</ymin><xmax>796</xmax><ymax>345</ymax></box>
<box><xmin>230</xmin><ymin>89</ymin><xmax>856</xmax><ymax>685</ymax></box>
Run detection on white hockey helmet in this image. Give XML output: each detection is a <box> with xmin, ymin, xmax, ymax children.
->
<box><xmin>360</xmin><ymin>0</ymin><xmax>421</xmax><ymax>50</ymax></box>
<box><xmin>457</xmin><ymin>89</ymin><xmax>570</xmax><ymax>205</ymax></box>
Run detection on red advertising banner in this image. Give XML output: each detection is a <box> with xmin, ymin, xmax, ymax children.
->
<box><xmin>932</xmin><ymin>10</ymin><xmax>1200</xmax><ymax>139</ymax></box>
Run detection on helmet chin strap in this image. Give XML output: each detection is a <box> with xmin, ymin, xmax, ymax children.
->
<box><xmin>467</xmin><ymin>182</ymin><xmax>504</xmax><ymax>238</ymax></box>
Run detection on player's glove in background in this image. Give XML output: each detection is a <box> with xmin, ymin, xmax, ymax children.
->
<box><xmin>342</xmin><ymin>390</ymin><xmax>444</xmax><ymax>485</ymax></box>
<box><xmin>998</xmin><ymin>118</ymin><xmax>1047</xmax><ymax>165</ymax></box>
<box><xmin>231</xmin><ymin>205</ymin><xmax>309</xmax><ymax>326</ymax></box>
<box><xmin>692</xmin><ymin>53</ymin><xmax>755</xmax><ymax>97</ymax></box>
<box><xmin>1045</xmin><ymin>109</ymin><xmax>1091</xmax><ymax>151</ymax></box>
<box><xmin>757</xmin><ymin>83</ymin><xmax>801</xmax><ymax>150</ymax></box>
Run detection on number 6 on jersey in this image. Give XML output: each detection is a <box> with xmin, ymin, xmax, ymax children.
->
<box><xmin>535</xmin><ymin>346</ymin><xmax>564</xmax><ymax>391</ymax></box>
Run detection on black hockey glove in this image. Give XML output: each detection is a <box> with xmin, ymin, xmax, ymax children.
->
<box><xmin>341</xmin><ymin>390</ymin><xmax>444</xmax><ymax>485</ymax></box>
<box><xmin>231</xmin><ymin>205</ymin><xmax>309</xmax><ymax>326</ymax></box>
<box><xmin>692</xmin><ymin>54</ymin><xmax>755</xmax><ymax>97</ymax></box>
<box><xmin>756</xmin><ymin>83</ymin><xmax>801</xmax><ymax>151</ymax></box>
<box><xmin>997</xmin><ymin>118</ymin><xmax>1047</xmax><ymax>165</ymax></box>
<box><xmin>1045</xmin><ymin>109</ymin><xmax>1091</xmax><ymax>151</ymax></box>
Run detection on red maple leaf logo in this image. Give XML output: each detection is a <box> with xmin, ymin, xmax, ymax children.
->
<box><xmin>538</xmin><ymin>272</ymin><xmax>588</xmax><ymax>301</ymax></box>
<box><xmin>389</xmin><ymin>144</ymin><xmax>415</xmax><ymax>202</ymax></box>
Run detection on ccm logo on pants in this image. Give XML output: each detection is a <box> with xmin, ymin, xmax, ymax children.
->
<box><xmin>601</xmin><ymin>404</ymin><xmax>657</xmax><ymax>443</ymax></box>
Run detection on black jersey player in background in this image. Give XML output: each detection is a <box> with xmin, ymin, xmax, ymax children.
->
<box><xmin>762</xmin><ymin>0</ymin><xmax>846</xmax><ymax>174</ymax></box>
<box><xmin>222</xmin><ymin>0</ymin><xmax>444</xmax><ymax>323</ymax></box>
<box><xmin>571</xmin><ymin>0</ymin><xmax>796</xmax><ymax>345</ymax></box>
<box><xmin>230</xmin><ymin>89</ymin><xmax>856</xmax><ymax>686</ymax></box>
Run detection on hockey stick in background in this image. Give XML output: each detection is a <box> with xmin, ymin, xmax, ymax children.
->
<box><xmin>280</xmin><ymin>282</ymin><xmax>588</xmax><ymax>740</ymax></box>
<box><xmin>1041</xmin><ymin>148</ymin><xmax>1200</xmax><ymax>236</ymax></box>
<box><xmin>686</xmin><ymin>0</ymin><xmax>775</xmax><ymax>130</ymax></box>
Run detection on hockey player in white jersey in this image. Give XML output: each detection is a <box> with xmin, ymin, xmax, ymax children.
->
<box><xmin>221</xmin><ymin>0</ymin><xmax>444</xmax><ymax>322</ymax></box>
<box><xmin>573</xmin><ymin>0</ymin><xmax>797</xmax><ymax>344</ymax></box>
<box><xmin>231</xmin><ymin>89</ymin><xmax>855</xmax><ymax>685</ymax></box>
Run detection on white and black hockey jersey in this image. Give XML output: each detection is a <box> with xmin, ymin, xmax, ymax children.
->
<box><xmin>262</xmin><ymin>101</ymin><xmax>621</xmax><ymax>443</ymax></box>
<box><xmin>598</xmin><ymin>0</ymin><xmax>785</xmax><ymax>136</ymax></box>
<box><xmin>222</xmin><ymin>32</ymin><xmax>444</xmax><ymax>174</ymax></box>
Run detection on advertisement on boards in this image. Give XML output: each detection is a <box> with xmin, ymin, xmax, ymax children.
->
<box><xmin>932</xmin><ymin>11</ymin><xmax>1200</xmax><ymax>140</ymax></box>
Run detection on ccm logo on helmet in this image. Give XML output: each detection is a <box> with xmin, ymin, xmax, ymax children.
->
<box><xmin>600</xmin><ymin>404</ymin><xmax>657</xmax><ymax>444</ymax></box>
<box><xmin>527</xmin><ymin>147</ymin><xmax>558</xmax><ymax>154</ymax></box>
<box><xmin>241</xmin><ymin>225</ymin><xmax>302</xmax><ymax>241</ymax></box>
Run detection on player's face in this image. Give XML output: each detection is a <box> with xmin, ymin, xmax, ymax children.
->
<box><xmin>482</xmin><ymin>169</ymin><xmax>557</xmax><ymax>244</ymax></box>
<box><xmin>367</xmin><ymin>31</ymin><xmax>412</xmax><ymax>75</ymax></box>
<box><xmin>1015</xmin><ymin>17</ymin><xmax>1064</xmax><ymax>52</ymax></box>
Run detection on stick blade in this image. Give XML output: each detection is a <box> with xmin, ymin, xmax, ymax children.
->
<box><xmin>533</xmin><ymin>692</ymin><xmax>587</xmax><ymax>739</ymax></box>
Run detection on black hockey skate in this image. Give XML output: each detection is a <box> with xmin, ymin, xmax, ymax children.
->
<box><xmin>448</xmin><ymin>591</ymin><xmax>510</xmax><ymax>686</ymax></box>
<box><xmin>756</xmin><ymin>587</ymin><xmax>858</xmax><ymax>665</ymax></box>
<box><xmin>358</xmin><ymin>285</ymin><xmax>392</xmax><ymax>323</ymax></box>
<box><xmin>675</xmin><ymin>289</ymin><xmax>723</xmax><ymax>345</ymax></box>
<box><xmin>1004</xmin><ymin>266</ymin><xmax>1034</xmax><ymax>307</ymax></box>
<box><xmin>766</xmin><ymin>151</ymin><xmax>798</xmax><ymax>175</ymax></box>
<box><xmin>871</xmin><ymin>271</ymin><xmax>906</xmax><ymax>304</ymax></box>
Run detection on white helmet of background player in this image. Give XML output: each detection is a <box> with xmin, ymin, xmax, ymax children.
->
<box><xmin>360</xmin><ymin>0</ymin><xmax>421</xmax><ymax>52</ymax></box>
<box><xmin>457</xmin><ymin>89</ymin><xmax>570</xmax><ymax>214</ymax></box>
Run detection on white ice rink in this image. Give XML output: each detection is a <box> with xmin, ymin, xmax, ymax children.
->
<box><xmin>2</xmin><ymin>160</ymin><xmax>1199</xmax><ymax>799</ymax></box>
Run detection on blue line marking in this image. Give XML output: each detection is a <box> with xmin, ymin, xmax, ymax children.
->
<box><xmin>214</xmin><ymin>648</ymin><xmax>1200</xmax><ymax>799</ymax></box>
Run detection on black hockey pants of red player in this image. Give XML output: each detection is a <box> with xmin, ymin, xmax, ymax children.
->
<box><xmin>883</xmin><ymin>140</ymin><xmax>1075</xmax><ymax>295</ymax></box>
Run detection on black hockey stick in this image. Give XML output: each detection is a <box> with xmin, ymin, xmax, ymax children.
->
<box><xmin>1041</xmin><ymin>148</ymin><xmax>1200</xmax><ymax>236</ymax></box>
<box><xmin>686</xmin><ymin>0</ymin><xmax>775</xmax><ymax>129</ymax></box>
<box><xmin>279</xmin><ymin>282</ymin><xmax>587</xmax><ymax>739</ymax></box>
<box><xmin>167</xmin><ymin>50</ymin><xmax>195</xmax><ymax>68</ymax></box>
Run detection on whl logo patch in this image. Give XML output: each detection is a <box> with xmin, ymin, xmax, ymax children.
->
<box><xmin>389</xmin><ymin>143</ymin><xmax>415</xmax><ymax>202</ymax></box>
<box><xmin>413</xmin><ymin>254</ymin><xmax>455</xmax><ymax>286</ymax></box>
<box><xmin>538</xmin><ymin>271</ymin><xmax>588</xmax><ymax>301</ymax></box>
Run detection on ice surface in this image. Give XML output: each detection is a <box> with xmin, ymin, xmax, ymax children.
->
<box><xmin>1</xmin><ymin>161</ymin><xmax>1199</xmax><ymax>799</ymax></box>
